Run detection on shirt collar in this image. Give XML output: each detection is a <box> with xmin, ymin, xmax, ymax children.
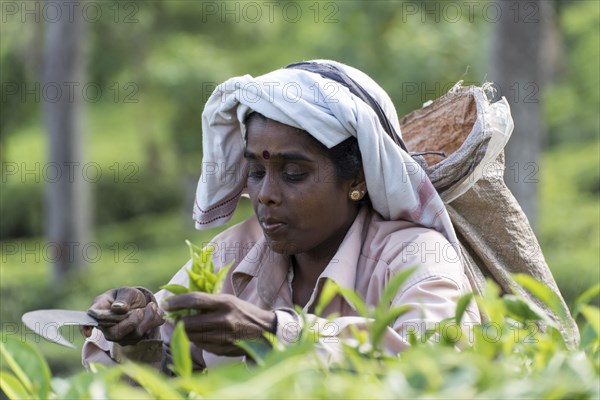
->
<box><xmin>231</xmin><ymin>236</ymin><xmax>290</xmax><ymax>307</ymax></box>
<box><xmin>306</xmin><ymin>206</ymin><xmax>368</xmax><ymax>311</ymax></box>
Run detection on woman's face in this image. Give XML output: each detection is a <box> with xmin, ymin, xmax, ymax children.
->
<box><xmin>244</xmin><ymin>117</ymin><xmax>360</xmax><ymax>258</ymax></box>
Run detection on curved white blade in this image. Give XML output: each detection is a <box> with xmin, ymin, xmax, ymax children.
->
<box><xmin>22</xmin><ymin>309</ymin><xmax>98</xmax><ymax>348</ymax></box>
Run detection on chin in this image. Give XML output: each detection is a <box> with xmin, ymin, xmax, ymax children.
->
<box><xmin>266</xmin><ymin>239</ymin><xmax>303</xmax><ymax>255</ymax></box>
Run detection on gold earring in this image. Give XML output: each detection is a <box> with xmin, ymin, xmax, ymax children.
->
<box><xmin>350</xmin><ymin>190</ymin><xmax>362</xmax><ymax>201</ymax></box>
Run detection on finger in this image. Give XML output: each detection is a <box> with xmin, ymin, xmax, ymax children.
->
<box><xmin>181</xmin><ymin>313</ymin><xmax>222</xmax><ymax>336</ymax></box>
<box><xmin>186</xmin><ymin>328</ymin><xmax>224</xmax><ymax>345</ymax></box>
<box><xmin>135</xmin><ymin>302</ymin><xmax>165</xmax><ymax>339</ymax></box>
<box><xmin>79</xmin><ymin>325</ymin><xmax>93</xmax><ymax>338</ymax></box>
<box><xmin>88</xmin><ymin>289</ymin><xmax>118</xmax><ymax>312</ymax></box>
<box><xmin>164</xmin><ymin>292</ymin><xmax>225</xmax><ymax>312</ymax></box>
<box><xmin>88</xmin><ymin>290</ymin><xmax>126</xmax><ymax>322</ymax></box>
<box><xmin>88</xmin><ymin>308</ymin><xmax>131</xmax><ymax>323</ymax></box>
<box><xmin>103</xmin><ymin>308</ymin><xmax>144</xmax><ymax>342</ymax></box>
<box><xmin>112</xmin><ymin>288</ymin><xmax>148</xmax><ymax>314</ymax></box>
<box><xmin>184</xmin><ymin>316</ymin><xmax>265</xmax><ymax>345</ymax></box>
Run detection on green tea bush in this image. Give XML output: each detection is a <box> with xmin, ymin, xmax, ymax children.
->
<box><xmin>0</xmin><ymin>170</ymin><xmax>183</xmax><ymax>240</ymax></box>
<box><xmin>93</xmin><ymin>170</ymin><xmax>183</xmax><ymax>226</ymax></box>
<box><xmin>539</xmin><ymin>140</ymin><xmax>600</xmax><ymax>307</ymax></box>
<box><xmin>0</xmin><ymin>182</ymin><xmax>43</xmax><ymax>239</ymax></box>
<box><xmin>2</xmin><ymin>276</ymin><xmax>599</xmax><ymax>399</ymax></box>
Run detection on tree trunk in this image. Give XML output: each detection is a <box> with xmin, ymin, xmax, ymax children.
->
<box><xmin>42</xmin><ymin>1</ymin><xmax>91</xmax><ymax>284</ymax></box>
<box><xmin>489</xmin><ymin>0</ymin><xmax>552</xmax><ymax>230</ymax></box>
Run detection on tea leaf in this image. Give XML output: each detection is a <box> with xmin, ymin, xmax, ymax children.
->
<box><xmin>372</xmin><ymin>305</ymin><xmax>412</xmax><ymax>349</ymax></box>
<box><xmin>213</xmin><ymin>262</ymin><xmax>233</xmax><ymax>294</ymax></box>
<box><xmin>455</xmin><ymin>293</ymin><xmax>474</xmax><ymax>325</ymax></box>
<box><xmin>171</xmin><ymin>321</ymin><xmax>192</xmax><ymax>378</ymax></box>
<box><xmin>186</xmin><ymin>269</ymin><xmax>206</xmax><ymax>292</ymax></box>
<box><xmin>336</xmin><ymin>286</ymin><xmax>368</xmax><ymax>317</ymax></box>
<box><xmin>164</xmin><ymin>241</ymin><xmax>234</xmax><ymax>320</ymax></box>
<box><xmin>234</xmin><ymin>339</ymin><xmax>271</xmax><ymax>367</ymax></box>
<box><xmin>377</xmin><ymin>266</ymin><xmax>417</xmax><ymax>315</ymax></box>
<box><xmin>187</xmin><ymin>241</ymin><xmax>215</xmax><ymax>274</ymax></box>
<box><xmin>503</xmin><ymin>295</ymin><xmax>546</xmax><ymax>322</ymax></box>
<box><xmin>0</xmin><ymin>371</ymin><xmax>29</xmax><ymax>399</ymax></box>
<box><xmin>314</xmin><ymin>279</ymin><xmax>338</xmax><ymax>316</ymax></box>
<box><xmin>120</xmin><ymin>362</ymin><xmax>183</xmax><ymax>399</ymax></box>
<box><xmin>579</xmin><ymin>305</ymin><xmax>600</xmax><ymax>337</ymax></box>
<box><xmin>0</xmin><ymin>336</ymin><xmax>51</xmax><ymax>399</ymax></box>
<box><xmin>513</xmin><ymin>274</ymin><xmax>569</xmax><ymax>322</ymax></box>
<box><xmin>572</xmin><ymin>283</ymin><xmax>600</xmax><ymax>317</ymax></box>
<box><xmin>160</xmin><ymin>284</ymin><xmax>190</xmax><ymax>295</ymax></box>
<box><xmin>206</xmin><ymin>272</ymin><xmax>217</xmax><ymax>286</ymax></box>
<box><xmin>61</xmin><ymin>370</ymin><xmax>107</xmax><ymax>399</ymax></box>
<box><xmin>579</xmin><ymin>323</ymin><xmax>599</xmax><ymax>351</ymax></box>
<box><xmin>476</xmin><ymin>280</ymin><xmax>505</xmax><ymax>324</ymax></box>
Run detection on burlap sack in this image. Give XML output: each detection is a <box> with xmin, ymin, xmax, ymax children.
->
<box><xmin>400</xmin><ymin>85</ymin><xmax>580</xmax><ymax>350</ymax></box>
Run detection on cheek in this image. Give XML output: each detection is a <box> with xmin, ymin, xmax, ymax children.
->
<box><xmin>246</xmin><ymin>185</ymin><xmax>261</xmax><ymax>210</ymax></box>
<box><xmin>305</xmin><ymin>185</ymin><xmax>351</xmax><ymax>221</ymax></box>
<box><xmin>320</xmin><ymin>163</ymin><xmax>339</xmax><ymax>184</ymax></box>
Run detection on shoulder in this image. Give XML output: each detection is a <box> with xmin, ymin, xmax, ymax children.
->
<box><xmin>362</xmin><ymin>210</ymin><xmax>454</xmax><ymax>262</ymax></box>
<box><xmin>361</xmin><ymin>208</ymin><xmax>463</xmax><ymax>286</ymax></box>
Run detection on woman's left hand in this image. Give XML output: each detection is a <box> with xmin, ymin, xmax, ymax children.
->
<box><xmin>163</xmin><ymin>293</ymin><xmax>276</xmax><ymax>357</ymax></box>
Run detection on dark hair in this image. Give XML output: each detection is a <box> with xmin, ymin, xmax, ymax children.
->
<box><xmin>328</xmin><ymin>137</ymin><xmax>362</xmax><ymax>181</ymax></box>
<box><xmin>244</xmin><ymin>112</ymin><xmax>363</xmax><ymax>181</ymax></box>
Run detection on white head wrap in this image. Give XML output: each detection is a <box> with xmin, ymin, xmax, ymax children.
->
<box><xmin>193</xmin><ymin>60</ymin><xmax>460</xmax><ymax>252</ymax></box>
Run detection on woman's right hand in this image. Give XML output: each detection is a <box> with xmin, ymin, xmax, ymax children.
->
<box><xmin>87</xmin><ymin>287</ymin><xmax>165</xmax><ymax>346</ymax></box>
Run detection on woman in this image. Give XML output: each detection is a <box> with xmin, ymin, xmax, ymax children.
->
<box><xmin>83</xmin><ymin>60</ymin><xmax>480</xmax><ymax>370</ymax></box>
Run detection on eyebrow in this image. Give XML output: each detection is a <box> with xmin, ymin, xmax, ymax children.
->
<box><xmin>243</xmin><ymin>150</ymin><xmax>313</xmax><ymax>162</ymax></box>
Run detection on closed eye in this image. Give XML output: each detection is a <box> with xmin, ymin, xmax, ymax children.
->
<box><xmin>248</xmin><ymin>170</ymin><xmax>265</xmax><ymax>179</ymax></box>
<box><xmin>282</xmin><ymin>164</ymin><xmax>308</xmax><ymax>183</ymax></box>
<box><xmin>247</xmin><ymin>164</ymin><xmax>265</xmax><ymax>181</ymax></box>
<box><xmin>283</xmin><ymin>172</ymin><xmax>307</xmax><ymax>182</ymax></box>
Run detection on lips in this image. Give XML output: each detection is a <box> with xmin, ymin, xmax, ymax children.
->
<box><xmin>259</xmin><ymin>217</ymin><xmax>287</xmax><ymax>235</ymax></box>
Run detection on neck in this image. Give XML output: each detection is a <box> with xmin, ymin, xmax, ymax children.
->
<box><xmin>290</xmin><ymin>254</ymin><xmax>325</xmax><ymax>308</ymax></box>
<box><xmin>291</xmin><ymin>208</ymin><xmax>359</xmax><ymax>292</ymax></box>
<box><xmin>291</xmin><ymin>252</ymin><xmax>330</xmax><ymax>290</ymax></box>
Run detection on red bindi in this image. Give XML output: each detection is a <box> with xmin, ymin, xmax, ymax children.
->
<box><xmin>262</xmin><ymin>150</ymin><xmax>270</xmax><ymax>160</ymax></box>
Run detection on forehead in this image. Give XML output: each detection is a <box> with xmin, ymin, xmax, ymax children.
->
<box><xmin>245</xmin><ymin>117</ymin><xmax>327</xmax><ymax>157</ymax></box>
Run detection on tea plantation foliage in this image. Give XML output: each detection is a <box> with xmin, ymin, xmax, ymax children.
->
<box><xmin>2</xmin><ymin>276</ymin><xmax>598</xmax><ymax>399</ymax></box>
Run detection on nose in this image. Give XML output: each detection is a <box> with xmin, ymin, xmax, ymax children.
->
<box><xmin>257</xmin><ymin>170</ymin><xmax>282</xmax><ymax>206</ymax></box>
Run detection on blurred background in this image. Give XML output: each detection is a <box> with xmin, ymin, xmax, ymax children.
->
<box><xmin>1</xmin><ymin>0</ymin><xmax>598</xmax><ymax>375</ymax></box>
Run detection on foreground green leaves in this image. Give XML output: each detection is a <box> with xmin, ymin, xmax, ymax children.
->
<box><xmin>0</xmin><ymin>336</ymin><xmax>51</xmax><ymax>399</ymax></box>
<box><xmin>2</xmin><ymin>277</ymin><xmax>599</xmax><ymax>399</ymax></box>
<box><xmin>160</xmin><ymin>240</ymin><xmax>233</xmax><ymax>320</ymax></box>
<box><xmin>170</xmin><ymin>322</ymin><xmax>192</xmax><ymax>378</ymax></box>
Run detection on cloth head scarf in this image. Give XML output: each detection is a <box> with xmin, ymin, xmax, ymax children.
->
<box><xmin>194</xmin><ymin>60</ymin><xmax>460</xmax><ymax>253</ymax></box>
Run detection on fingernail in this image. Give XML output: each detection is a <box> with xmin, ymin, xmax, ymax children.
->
<box><xmin>113</xmin><ymin>301</ymin><xmax>125</xmax><ymax>308</ymax></box>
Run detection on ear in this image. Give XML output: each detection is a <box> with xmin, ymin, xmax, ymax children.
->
<box><xmin>348</xmin><ymin>169</ymin><xmax>367</xmax><ymax>198</ymax></box>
